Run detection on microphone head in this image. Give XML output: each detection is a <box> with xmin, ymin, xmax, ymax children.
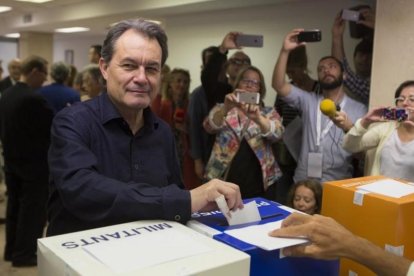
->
<box><xmin>320</xmin><ymin>99</ymin><xmax>337</xmax><ymax>117</ymax></box>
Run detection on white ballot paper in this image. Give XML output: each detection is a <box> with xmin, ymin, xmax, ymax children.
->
<box><xmin>224</xmin><ymin>220</ymin><xmax>308</xmax><ymax>251</ymax></box>
<box><xmin>357</xmin><ymin>179</ymin><xmax>414</xmax><ymax>198</ymax></box>
<box><xmin>215</xmin><ymin>196</ymin><xmax>261</xmax><ymax>226</ymax></box>
<box><xmin>82</xmin><ymin>227</ymin><xmax>213</xmax><ymax>274</ymax></box>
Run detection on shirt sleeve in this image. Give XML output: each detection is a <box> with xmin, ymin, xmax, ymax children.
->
<box><xmin>48</xmin><ymin>109</ymin><xmax>192</xmax><ymax>226</ymax></box>
<box><xmin>342</xmin><ymin>118</ymin><xmax>383</xmax><ymax>153</ymax></box>
<box><xmin>343</xmin><ymin>58</ymin><xmax>370</xmax><ymax>105</ymax></box>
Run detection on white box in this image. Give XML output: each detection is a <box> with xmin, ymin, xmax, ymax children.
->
<box><xmin>38</xmin><ymin>220</ymin><xmax>250</xmax><ymax>276</ymax></box>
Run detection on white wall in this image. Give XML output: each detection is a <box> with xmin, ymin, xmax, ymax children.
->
<box><xmin>53</xmin><ymin>0</ymin><xmax>373</xmax><ymax>106</ymax></box>
<box><xmin>0</xmin><ymin>40</ymin><xmax>18</xmax><ymax>77</ymax></box>
<box><xmin>370</xmin><ymin>0</ymin><xmax>414</xmax><ymax>107</ymax></box>
<box><xmin>53</xmin><ymin>34</ymin><xmax>105</xmax><ymax>71</ymax></box>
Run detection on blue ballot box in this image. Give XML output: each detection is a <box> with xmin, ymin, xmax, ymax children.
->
<box><xmin>188</xmin><ymin>198</ymin><xmax>339</xmax><ymax>276</ymax></box>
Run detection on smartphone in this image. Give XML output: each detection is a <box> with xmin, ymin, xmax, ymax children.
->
<box><xmin>382</xmin><ymin>108</ymin><xmax>408</xmax><ymax>121</ymax></box>
<box><xmin>236</xmin><ymin>34</ymin><xmax>263</xmax><ymax>48</ymax></box>
<box><xmin>236</xmin><ymin>91</ymin><xmax>260</xmax><ymax>105</ymax></box>
<box><xmin>341</xmin><ymin>9</ymin><xmax>361</xmax><ymax>22</ymax></box>
<box><xmin>297</xmin><ymin>30</ymin><xmax>321</xmax><ymax>43</ymax></box>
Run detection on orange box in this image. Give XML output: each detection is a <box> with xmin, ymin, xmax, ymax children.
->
<box><xmin>321</xmin><ymin>176</ymin><xmax>414</xmax><ymax>276</ymax></box>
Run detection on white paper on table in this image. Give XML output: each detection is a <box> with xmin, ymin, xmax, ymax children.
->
<box><xmin>224</xmin><ymin>220</ymin><xmax>308</xmax><ymax>251</ymax></box>
<box><xmin>357</xmin><ymin>179</ymin><xmax>414</xmax><ymax>198</ymax></box>
<box><xmin>227</xmin><ymin>200</ymin><xmax>261</xmax><ymax>226</ymax></box>
<box><xmin>82</xmin><ymin>227</ymin><xmax>213</xmax><ymax>274</ymax></box>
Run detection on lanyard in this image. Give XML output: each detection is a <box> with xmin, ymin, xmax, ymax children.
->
<box><xmin>316</xmin><ymin>97</ymin><xmax>347</xmax><ymax>148</ymax></box>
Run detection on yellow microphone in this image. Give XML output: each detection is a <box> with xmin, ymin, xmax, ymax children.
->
<box><xmin>320</xmin><ymin>99</ymin><xmax>338</xmax><ymax>118</ymax></box>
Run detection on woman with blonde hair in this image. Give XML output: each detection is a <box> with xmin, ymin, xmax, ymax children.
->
<box><xmin>152</xmin><ymin>68</ymin><xmax>200</xmax><ymax>189</ymax></box>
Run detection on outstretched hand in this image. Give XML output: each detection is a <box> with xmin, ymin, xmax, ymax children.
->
<box><xmin>220</xmin><ymin>32</ymin><xmax>242</xmax><ymax>53</ymax></box>
<box><xmin>360</xmin><ymin>106</ymin><xmax>387</xmax><ymax>128</ymax></box>
<box><xmin>282</xmin><ymin>29</ymin><xmax>306</xmax><ymax>52</ymax></box>
<box><xmin>268</xmin><ymin>213</ymin><xmax>356</xmax><ymax>260</ymax></box>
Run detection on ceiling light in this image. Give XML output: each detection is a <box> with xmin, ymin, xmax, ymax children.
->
<box><xmin>13</xmin><ymin>0</ymin><xmax>53</xmax><ymax>3</ymax></box>
<box><xmin>55</xmin><ymin>27</ymin><xmax>90</xmax><ymax>33</ymax></box>
<box><xmin>0</xmin><ymin>6</ymin><xmax>12</xmax><ymax>13</ymax></box>
<box><xmin>4</xmin><ymin>33</ymin><xmax>20</xmax><ymax>38</ymax></box>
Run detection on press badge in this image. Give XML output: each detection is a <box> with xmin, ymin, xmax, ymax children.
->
<box><xmin>307</xmin><ymin>152</ymin><xmax>322</xmax><ymax>178</ymax></box>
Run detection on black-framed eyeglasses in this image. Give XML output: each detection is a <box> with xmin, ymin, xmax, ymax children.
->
<box><xmin>241</xmin><ymin>78</ymin><xmax>261</xmax><ymax>88</ymax></box>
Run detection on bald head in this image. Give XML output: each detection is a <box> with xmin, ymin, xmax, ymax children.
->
<box><xmin>8</xmin><ymin>59</ymin><xmax>22</xmax><ymax>82</ymax></box>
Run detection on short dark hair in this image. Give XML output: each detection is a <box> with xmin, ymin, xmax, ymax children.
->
<box><xmin>20</xmin><ymin>55</ymin><xmax>48</xmax><ymax>76</ymax></box>
<box><xmin>101</xmin><ymin>19</ymin><xmax>168</xmax><ymax>66</ymax></box>
<box><xmin>201</xmin><ymin>46</ymin><xmax>217</xmax><ymax>67</ymax></box>
<box><xmin>90</xmin><ymin>44</ymin><xmax>102</xmax><ymax>57</ymax></box>
<box><xmin>287</xmin><ymin>45</ymin><xmax>308</xmax><ymax>70</ymax></box>
<box><xmin>394</xmin><ymin>80</ymin><xmax>414</xmax><ymax>104</ymax></box>
<box><xmin>353</xmin><ymin>38</ymin><xmax>373</xmax><ymax>57</ymax></box>
<box><xmin>287</xmin><ymin>179</ymin><xmax>323</xmax><ymax>214</ymax></box>
<box><xmin>318</xmin><ymin>56</ymin><xmax>344</xmax><ymax>73</ymax></box>
<box><xmin>50</xmin><ymin>61</ymin><xmax>70</xmax><ymax>83</ymax></box>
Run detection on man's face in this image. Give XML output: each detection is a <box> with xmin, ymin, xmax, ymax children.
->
<box><xmin>317</xmin><ymin>58</ymin><xmax>343</xmax><ymax>90</ymax></box>
<box><xmin>227</xmin><ymin>52</ymin><xmax>250</xmax><ymax>80</ymax></box>
<box><xmin>100</xmin><ymin>29</ymin><xmax>162</xmax><ymax>111</ymax></box>
<box><xmin>170</xmin><ymin>72</ymin><xmax>189</xmax><ymax>103</ymax></box>
<box><xmin>354</xmin><ymin>51</ymin><xmax>372</xmax><ymax>78</ymax></box>
<box><xmin>8</xmin><ymin>60</ymin><xmax>21</xmax><ymax>81</ymax></box>
<box><xmin>88</xmin><ymin>48</ymin><xmax>100</xmax><ymax>64</ymax></box>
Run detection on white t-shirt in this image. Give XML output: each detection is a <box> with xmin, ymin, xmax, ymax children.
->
<box><xmin>380</xmin><ymin>129</ymin><xmax>414</xmax><ymax>181</ymax></box>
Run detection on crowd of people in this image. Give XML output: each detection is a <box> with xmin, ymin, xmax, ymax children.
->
<box><xmin>0</xmin><ymin>5</ymin><xmax>412</xmax><ymax>275</ymax></box>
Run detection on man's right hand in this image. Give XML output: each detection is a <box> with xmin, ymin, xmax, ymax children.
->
<box><xmin>190</xmin><ymin>178</ymin><xmax>243</xmax><ymax>213</ymax></box>
<box><xmin>282</xmin><ymin>29</ymin><xmax>305</xmax><ymax>53</ymax></box>
<box><xmin>332</xmin><ymin>12</ymin><xmax>346</xmax><ymax>38</ymax></box>
<box><xmin>219</xmin><ymin>32</ymin><xmax>241</xmax><ymax>54</ymax></box>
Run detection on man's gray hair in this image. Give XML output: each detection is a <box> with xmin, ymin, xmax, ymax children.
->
<box><xmin>101</xmin><ymin>18</ymin><xmax>168</xmax><ymax>66</ymax></box>
<box><xmin>51</xmin><ymin>61</ymin><xmax>70</xmax><ymax>83</ymax></box>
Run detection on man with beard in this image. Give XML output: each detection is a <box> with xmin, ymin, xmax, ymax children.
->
<box><xmin>272</xmin><ymin>29</ymin><xmax>367</xmax><ymax>183</ymax></box>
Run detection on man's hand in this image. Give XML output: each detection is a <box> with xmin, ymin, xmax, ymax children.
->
<box><xmin>190</xmin><ymin>178</ymin><xmax>243</xmax><ymax>213</ymax></box>
<box><xmin>332</xmin><ymin>12</ymin><xmax>346</xmax><ymax>38</ymax></box>
<box><xmin>219</xmin><ymin>32</ymin><xmax>241</xmax><ymax>54</ymax></box>
<box><xmin>358</xmin><ymin>9</ymin><xmax>375</xmax><ymax>29</ymax></box>
<box><xmin>331</xmin><ymin>111</ymin><xmax>353</xmax><ymax>132</ymax></box>
<box><xmin>268</xmin><ymin>213</ymin><xmax>355</xmax><ymax>260</ymax></box>
<box><xmin>282</xmin><ymin>29</ymin><xmax>305</xmax><ymax>53</ymax></box>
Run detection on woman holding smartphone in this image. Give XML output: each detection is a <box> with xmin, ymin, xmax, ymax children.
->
<box><xmin>203</xmin><ymin>66</ymin><xmax>284</xmax><ymax>199</ymax></box>
<box><xmin>343</xmin><ymin>80</ymin><xmax>414</xmax><ymax>181</ymax></box>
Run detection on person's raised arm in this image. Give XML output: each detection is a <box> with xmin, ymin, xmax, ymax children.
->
<box><xmin>269</xmin><ymin>213</ymin><xmax>412</xmax><ymax>276</ymax></box>
<box><xmin>331</xmin><ymin>12</ymin><xmax>346</xmax><ymax>62</ymax></box>
<box><xmin>272</xmin><ymin>29</ymin><xmax>304</xmax><ymax>97</ymax></box>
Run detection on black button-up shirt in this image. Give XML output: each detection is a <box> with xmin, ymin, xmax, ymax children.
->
<box><xmin>47</xmin><ymin>92</ymin><xmax>191</xmax><ymax>236</ymax></box>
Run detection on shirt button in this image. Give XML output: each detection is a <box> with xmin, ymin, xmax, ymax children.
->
<box><xmin>134</xmin><ymin>164</ymin><xmax>139</xmax><ymax>170</ymax></box>
<box><xmin>174</xmin><ymin>215</ymin><xmax>181</xmax><ymax>221</ymax></box>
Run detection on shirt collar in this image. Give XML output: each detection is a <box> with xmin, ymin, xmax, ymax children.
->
<box><xmin>99</xmin><ymin>92</ymin><xmax>159</xmax><ymax>132</ymax></box>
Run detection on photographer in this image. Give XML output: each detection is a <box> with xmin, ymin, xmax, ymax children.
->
<box><xmin>203</xmin><ymin>66</ymin><xmax>284</xmax><ymax>200</ymax></box>
<box><xmin>343</xmin><ymin>80</ymin><xmax>414</xmax><ymax>181</ymax></box>
<box><xmin>332</xmin><ymin>6</ymin><xmax>375</xmax><ymax>105</ymax></box>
